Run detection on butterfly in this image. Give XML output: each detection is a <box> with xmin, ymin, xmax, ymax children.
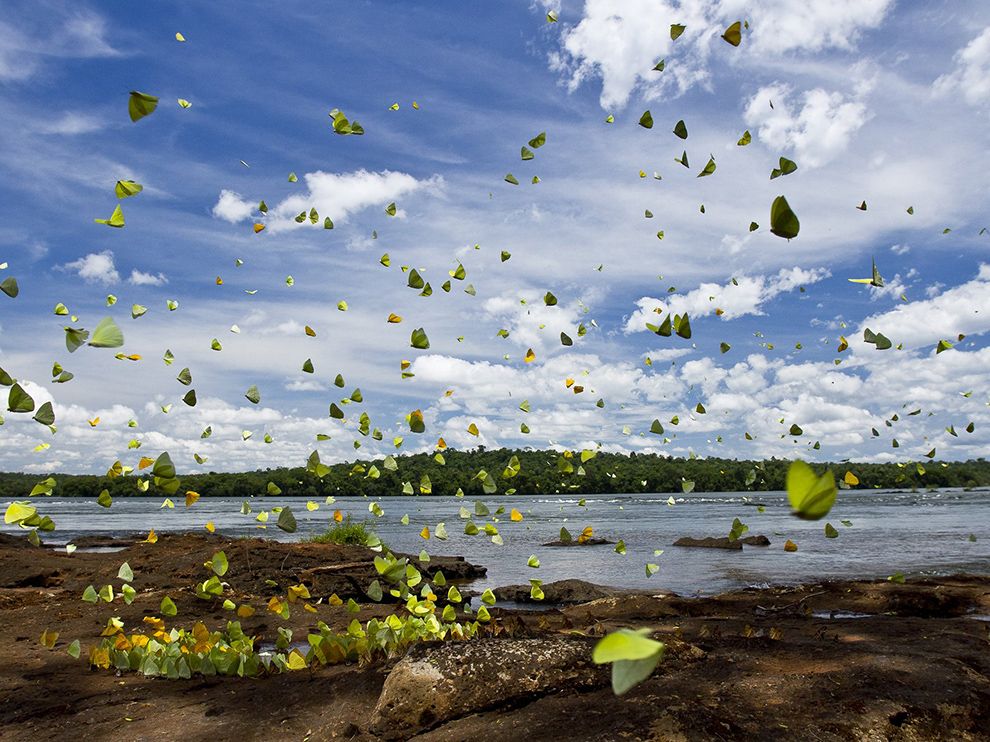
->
<box><xmin>848</xmin><ymin>257</ymin><xmax>884</xmax><ymax>288</ymax></box>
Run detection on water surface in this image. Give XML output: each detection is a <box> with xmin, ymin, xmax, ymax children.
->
<box><xmin>25</xmin><ymin>489</ymin><xmax>990</xmax><ymax>595</ymax></box>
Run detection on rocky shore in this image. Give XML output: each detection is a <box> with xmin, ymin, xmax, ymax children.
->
<box><xmin>0</xmin><ymin>532</ymin><xmax>988</xmax><ymax>740</ymax></box>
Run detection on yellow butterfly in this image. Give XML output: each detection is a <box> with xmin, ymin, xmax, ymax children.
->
<box><xmin>848</xmin><ymin>258</ymin><xmax>884</xmax><ymax>287</ymax></box>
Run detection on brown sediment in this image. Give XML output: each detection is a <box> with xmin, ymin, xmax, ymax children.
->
<box><xmin>0</xmin><ymin>533</ymin><xmax>987</xmax><ymax>741</ymax></box>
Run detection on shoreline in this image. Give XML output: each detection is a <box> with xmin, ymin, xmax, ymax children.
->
<box><xmin>11</xmin><ymin>484</ymin><xmax>990</xmax><ymax>499</ymax></box>
<box><xmin>1</xmin><ymin>533</ymin><xmax>988</xmax><ymax>740</ymax></box>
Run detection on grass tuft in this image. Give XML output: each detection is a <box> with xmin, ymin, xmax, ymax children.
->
<box><xmin>306</xmin><ymin>516</ymin><xmax>378</xmax><ymax>547</ymax></box>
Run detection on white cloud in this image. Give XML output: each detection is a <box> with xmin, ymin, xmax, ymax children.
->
<box><xmin>404</xmin><ymin>338</ymin><xmax>990</xmax><ymax>464</ymax></box>
<box><xmin>39</xmin><ymin>112</ymin><xmax>104</xmax><ymax>136</ymax></box>
<box><xmin>60</xmin><ymin>250</ymin><xmax>120</xmax><ymax>285</ymax></box>
<box><xmin>0</xmin><ymin>391</ymin><xmax>382</xmax><ymax>474</ymax></box>
<box><xmin>211</xmin><ymin>169</ymin><xmax>443</xmax><ymax>233</ymax></box>
<box><xmin>285</xmin><ymin>378</ymin><xmax>327</xmax><ymax>392</ymax></box>
<box><xmin>624</xmin><ymin>267</ymin><xmax>830</xmax><ymax>332</ymax></box>
<box><xmin>0</xmin><ymin>11</ymin><xmax>121</xmax><ymax>82</ymax></box>
<box><xmin>481</xmin><ymin>289</ymin><xmax>593</xmax><ymax>353</ymax></box>
<box><xmin>549</xmin><ymin>0</ymin><xmax>893</xmax><ymax>109</ymax></box>
<box><xmin>128</xmin><ymin>270</ymin><xmax>168</xmax><ymax>286</ymax></box>
<box><xmin>644</xmin><ymin>348</ymin><xmax>694</xmax><ymax>362</ymax></box>
<box><xmin>856</xmin><ymin>264</ymin><xmax>990</xmax><ymax>351</ymax></box>
<box><xmin>212</xmin><ymin>189</ymin><xmax>256</xmax><ymax>223</ymax></box>
<box><xmin>865</xmin><ymin>272</ymin><xmax>908</xmax><ymax>302</ymax></box>
<box><xmin>549</xmin><ymin>0</ymin><xmax>712</xmax><ymax>109</ymax></box>
<box><xmin>410</xmin><ymin>351</ymin><xmax>688</xmax><ymax>441</ymax></box>
<box><xmin>934</xmin><ymin>26</ymin><xmax>990</xmax><ymax>107</ymax></box>
<box><xmin>51</xmin><ymin>13</ymin><xmax>121</xmax><ymax>59</ymax></box>
<box><xmin>744</xmin><ymin>83</ymin><xmax>871</xmax><ymax>168</ymax></box>
<box><xmin>743</xmin><ymin>0</ymin><xmax>893</xmax><ymax>55</ymax></box>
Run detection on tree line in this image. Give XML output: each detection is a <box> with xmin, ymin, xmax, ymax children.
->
<box><xmin>1</xmin><ymin>448</ymin><xmax>988</xmax><ymax>501</ymax></box>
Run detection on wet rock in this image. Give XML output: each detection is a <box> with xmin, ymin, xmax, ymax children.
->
<box><xmin>541</xmin><ymin>537</ymin><xmax>614</xmax><ymax>547</ymax></box>
<box><xmin>494</xmin><ymin>578</ymin><xmax>632</xmax><ymax>605</ymax></box>
<box><xmin>674</xmin><ymin>537</ymin><xmax>741</xmax><ymax>550</ymax></box>
<box><xmin>412</xmin><ymin>553</ymin><xmax>487</xmax><ymax>582</ymax></box>
<box><xmin>370</xmin><ymin>637</ymin><xmax>607</xmax><ymax>738</ymax></box>
<box><xmin>740</xmin><ymin>535</ymin><xmax>771</xmax><ymax>546</ymax></box>
<box><xmin>673</xmin><ymin>535</ymin><xmax>770</xmax><ymax>549</ymax></box>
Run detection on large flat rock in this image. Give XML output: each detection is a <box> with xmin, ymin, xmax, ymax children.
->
<box><xmin>370</xmin><ymin>636</ymin><xmax>608</xmax><ymax>738</ymax></box>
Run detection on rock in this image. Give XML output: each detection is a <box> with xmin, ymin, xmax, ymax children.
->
<box><xmin>370</xmin><ymin>637</ymin><xmax>608</xmax><ymax>738</ymax></box>
<box><xmin>541</xmin><ymin>537</ymin><xmax>614</xmax><ymax>547</ymax></box>
<box><xmin>674</xmin><ymin>536</ymin><xmax>741</xmax><ymax>550</ymax></box>
<box><xmin>673</xmin><ymin>535</ymin><xmax>771</xmax><ymax>549</ymax></box>
<box><xmin>494</xmin><ymin>578</ymin><xmax>632</xmax><ymax>605</ymax></box>
<box><xmin>414</xmin><ymin>553</ymin><xmax>488</xmax><ymax>582</ymax></box>
<box><xmin>740</xmin><ymin>535</ymin><xmax>771</xmax><ymax>546</ymax></box>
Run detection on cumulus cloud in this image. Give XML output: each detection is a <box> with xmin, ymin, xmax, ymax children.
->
<box><xmin>410</xmin><ymin>351</ymin><xmax>688</xmax><ymax>441</ymax></box>
<box><xmin>406</xmin><ymin>338</ymin><xmax>990</xmax><ymax>464</ymax></box>
<box><xmin>481</xmin><ymin>289</ymin><xmax>595</xmax><ymax>353</ymax></box>
<box><xmin>59</xmin><ymin>250</ymin><xmax>120</xmax><ymax>285</ymax></box>
<box><xmin>211</xmin><ymin>169</ymin><xmax>443</xmax><ymax>233</ymax></box>
<box><xmin>744</xmin><ymin>83</ymin><xmax>871</xmax><ymax>167</ymax></box>
<box><xmin>128</xmin><ymin>269</ymin><xmax>168</xmax><ymax>286</ymax></box>
<box><xmin>624</xmin><ymin>267</ymin><xmax>830</xmax><ymax>333</ymax></box>
<box><xmin>934</xmin><ymin>26</ymin><xmax>990</xmax><ymax>107</ymax></box>
<box><xmin>0</xmin><ymin>392</ymin><xmax>380</xmax><ymax>474</ymax></box>
<box><xmin>743</xmin><ymin>0</ymin><xmax>893</xmax><ymax>55</ymax></box>
<box><xmin>549</xmin><ymin>0</ymin><xmax>893</xmax><ymax>109</ymax></box>
<box><xmin>856</xmin><ymin>264</ymin><xmax>990</xmax><ymax>351</ymax></box>
<box><xmin>212</xmin><ymin>189</ymin><xmax>256</xmax><ymax>223</ymax></box>
<box><xmin>549</xmin><ymin>0</ymin><xmax>712</xmax><ymax>109</ymax></box>
<box><xmin>864</xmin><ymin>273</ymin><xmax>909</xmax><ymax>302</ymax></box>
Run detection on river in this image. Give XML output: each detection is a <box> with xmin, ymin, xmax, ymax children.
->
<box><xmin>19</xmin><ymin>488</ymin><xmax>990</xmax><ymax>595</ymax></box>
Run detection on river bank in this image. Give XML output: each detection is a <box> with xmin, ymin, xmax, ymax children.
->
<box><xmin>0</xmin><ymin>532</ymin><xmax>988</xmax><ymax>740</ymax></box>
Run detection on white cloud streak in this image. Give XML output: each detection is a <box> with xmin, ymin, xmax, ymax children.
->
<box><xmin>211</xmin><ymin>169</ymin><xmax>443</xmax><ymax>233</ymax></box>
<box><xmin>624</xmin><ymin>267</ymin><xmax>830</xmax><ymax>333</ymax></box>
<box><xmin>129</xmin><ymin>270</ymin><xmax>168</xmax><ymax>286</ymax></box>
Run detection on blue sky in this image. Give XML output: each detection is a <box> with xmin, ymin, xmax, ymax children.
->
<box><xmin>1</xmin><ymin>0</ymin><xmax>989</xmax><ymax>474</ymax></box>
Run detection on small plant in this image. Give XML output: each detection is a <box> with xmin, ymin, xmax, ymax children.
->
<box><xmin>307</xmin><ymin>515</ymin><xmax>379</xmax><ymax>547</ymax></box>
<box><xmin>85</xmin><ymin>542</ymin><xmax>488</xmax><ymax>678</ymax></box>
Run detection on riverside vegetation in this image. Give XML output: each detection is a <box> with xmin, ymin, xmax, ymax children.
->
<box><xmin>1</xmin><ymin>450</ymin><xmax>987</xmax><ymax>501</ymax></box>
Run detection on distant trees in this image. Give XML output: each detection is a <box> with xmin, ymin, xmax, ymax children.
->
<box><xmin>0</xmin><ymin>449</ymin><xmax>988</xmax><ymax>500</ymax></box>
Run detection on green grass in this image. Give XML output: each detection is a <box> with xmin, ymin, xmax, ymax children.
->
<box><xmin>306</xmin><ymin>516</ymin><xmax>378</xmax><ymax>546</ymax></box>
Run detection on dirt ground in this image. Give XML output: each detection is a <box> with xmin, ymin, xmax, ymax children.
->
<box><xmin>0</xmin><ymin>532</ymin><xmax>987</xmax><ymax>741</ymax></box>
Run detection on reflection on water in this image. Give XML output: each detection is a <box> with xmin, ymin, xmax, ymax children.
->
<box><xmin>12</xmin><ymin>489</ymin><xmax>990</xmax><ymax>595</ymax></box>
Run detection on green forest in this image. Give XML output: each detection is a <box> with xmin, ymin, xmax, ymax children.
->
<box><xmin>2</xmin><ymin>448</ymin><xmax>988</xmax><ymax>501</ymax></box>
